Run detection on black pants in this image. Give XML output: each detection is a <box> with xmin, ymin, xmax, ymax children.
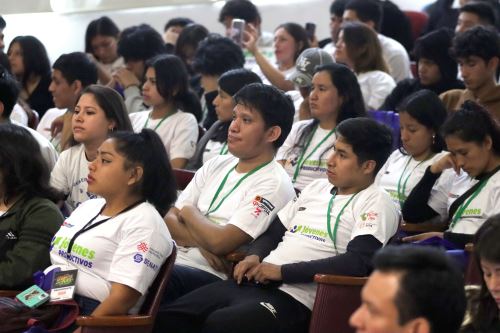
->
<box><xmin>156</xmin><ymin>280</ymin><xmax>311</xmax><ymax>333</ymax></box>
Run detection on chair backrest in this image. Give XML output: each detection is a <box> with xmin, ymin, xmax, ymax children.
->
<box><xmin>309</xmin><ymin>274</ymin><xmax>367</xmax><ymax>333</ymax></box>
<box><xmin>464</xmin><ymin>243</ymin><xmax>482</xmax><ymax>285</ymax></box>
<box><xmin>140</xmin><ymin>244</ymin><xmax>177</xmax><ymax>317</ymax></box>
<box><xmin>367</xmin><ymin>110</ymin><xmax>400</xmax><ymax>150</ymax></box>
<box><xmin>404</xmin><ymin>11</ymin><xmax>429</xmax><ymax>41</ymax></box>
<box><xmin>198</xmin><ymin>125</ymin><xmax>206</xmax><ymax>142</ymax></box>
<box><xmin>173</xmin><ymin>168</ymin><xmax>195</xmax><ymax>191</ymax></box>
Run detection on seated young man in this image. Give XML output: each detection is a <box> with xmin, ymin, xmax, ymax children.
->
<box><xmin>350</xmin><ymin>246</ymin><xmax>466</xmax><ymax>333</ymax></box>
<box><xmin>162</xmin><ymin>83</ymin><xmax>296</xmax><ymax>303</ymax></box>
<box><xmin>157</xmin><ymin>117</ymin><xmax>400</xmax><ymax>333</ymax></box>
<box><xmin>440</xmin><ymin>25</ymin><xmax>500</xmax><ymax>121</ymax></box>
<box><xmin>38</xmin><ymin>52</ymin><xmax>98</xmax><ymax>151</ymax></box>
<box><xmin>456</xmin><ymin>1</ymin><xmax>496</xmax><ymax>34</ymax></box>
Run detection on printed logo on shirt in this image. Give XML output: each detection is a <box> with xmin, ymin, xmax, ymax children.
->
<box><xmin>133</xmin><ymin>253</ymin><xmax>144</xmax><ymax>263</ymax></box>
<box><xmin>148</xmin><ymin>247</ymin><xmax>163</xmax><ymax>260</ymax></box>
<box><xmin>462</xmin><ymin>208</ymin><xmax>482</xmax><ymax>217</ymax></box>
<box><xmin>361</xmin><ymin>211</ymin><xmax>378</xmax><ymax>221</ymax></box>
<box><xmin>289</xmin><ymin>224</ymin><xmax>328</xmax><ymax>242</ymax></box>
<box><xmin>62</xmin><ymin>220</ymin><xmax>75</xmax><ymax>228</ymax></box>
<box><xmin>51</xmin><ymin>236</ymin><xmax>96</xmax><ymax>268</ymax></box>
<box><xmin>4</xmin><ymin>231</ymin><xmax>17</xmax><ymax>240</ymax></box>
<box><xmin>137</xmin><ymin>242</ymin><xmax>149</xmax><ymax>253</ymax></box>
<box><xmin>259</xmin><ymin>302</ymin><xmax>278</xmax><ymax>318</ymax></box>
<box><xmin>251</xmin><ymin>196</ymin><xmax>275</xmax><ymax>218</ymax></box>
<box><xmin>132</xmin><ymin>253</ymin><xmax>160</xmax><ymax>271</ymax></box>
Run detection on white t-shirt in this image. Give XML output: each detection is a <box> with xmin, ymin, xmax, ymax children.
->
<box><xmin>130</xmin><ymin>110</ymin><xmax>198</xmax><ymax>160</ymax></box>
<box><xmin>376</xmin><ymin>150</ymin><xmax>447</xmax><ymax>208</ymax></box>
<box><xmin>11</xmin><ymin>120</ymin><xmax>59</xmax><ymax>171</ymax></box>
<box><xmin>50</xmin><ymin>198</ymin><xmax>172</xmax><ymax>314</ymax></box>
<box><xmin>50</xmin><ymin>144</ymin><xmax>97</xmax><ymax>211</ymax></box>
<box><xmin>428</xmin><ymin>168</ymin><xmax>500</xmax><ymax>234</ymax></box>
<box><xmin>10</xmin><ymin>103</ymin><xmax>28</xmax><ymax>126</ymax></box>
<box><xmin>322</xmin><ymin>42</ymin><xmax>336</xmax><ymax>59</ymax></box>
<box><xmin>277</xmin><ymin>120</ymin><xmax>336</xmax><ymax>191</ymax></box>
<box><xmin>264</xmin><ymin>179</ymin><xmax>399</xmax><ymax>309</ymax></box>
<box><xmin>378</xmin><ymin>34</ymin><xmax>412</xmax><ymax>83</ymax></box>
<box><xmin>175</xmin><ymin>155</ymin><xmax>296</xmax><ymax>279</ymax></box>
<box><xmin>357</xmin><ymin>70</ymin><xmax>396</xmax><ymax>111</ymax></box>
<box><xmin>202</xmin><ymin>140</ymin><xmax>230</xmax><ymax>165</ymax></box>
<box><xmin>285</xmin><ymin>90</ymin><xmax>303</xmax><ymax>124</ymax></box>
<box><xmin>36</xmin><ymin>107</ymin><xmax>66</xmax><ymax>150</ymax></box>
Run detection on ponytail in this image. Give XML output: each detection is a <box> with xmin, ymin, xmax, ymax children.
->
<box><xmin>110</xmin><ymin>129</ymin><xmax>177</xmax><ymax>216</ymax></box>
<box><xmin>177</xmin><ymin>89</ymin><xmax>202</xmax><ymax>122</ymax></box>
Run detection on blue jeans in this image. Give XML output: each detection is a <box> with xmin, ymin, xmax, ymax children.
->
<box><xmin>74</xmin><ymin>295</ymin><xmax>100</xmax><ymax>316</ymax></box>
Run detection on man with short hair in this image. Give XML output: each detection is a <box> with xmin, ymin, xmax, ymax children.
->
<box><xmin>218</xmin><ymin>0</ymin><xmax>274</xmax><ymax>71</ymax></box>
<box><xmin>163</xmin><ymin>17</ymin><xmax>194</xmax><ymax>53</ymax></box>
<box><xmin>160</xmin><ymin>83</ymin><xmax>296</xmax><ymax>309</ymax></box>
<box><xmin>115</xmin><ymin>24</ymin><xmax>166</xmax><ymax>114</ymax></box>
<box><xmin>38</xmin><ymin>52</ymin><xmax>98</xmax><ymax>151</ymax></box>
<box><xmin>350</xmin><ymin>246</ymin><xmax>466</xmax><ymax>333</ymax></box>
<box><xmin>440</xmin><ymin>25</ymin><xmax>500</xmax><ymax>120</ymax></box>
<box><xmin>157</xmin><ymin>117</ymin><xmax>399</xmax><ymax>333</ymax></box>
<box><xmin>0</xmin><ymin>66</ymin><xmax>58</xmax><ymax>169</ymax></box>
<box><xmin>322</xmin><ymin>0</ymin><xmax>350</xmax><ymax>56</ymax></box>
<box><xmin>456</xmin><ymin>1</ymin><xmax>497</xmax><ymax>34</ymax></box>
<box><xmin>343</xmin><ymin>0</ymin><xmax>412</xmax><ymax>83</ymax></box>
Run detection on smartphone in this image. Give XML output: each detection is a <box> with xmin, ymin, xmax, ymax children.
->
<box><xmin>305</xmin><ymin>22</ymin><xmax>316</xmax><ymax>41</ymax></box>
<box><xmin>231</xmin><ymin>18</ymin><xmax>246</xmax><ymax>46</ymax></box>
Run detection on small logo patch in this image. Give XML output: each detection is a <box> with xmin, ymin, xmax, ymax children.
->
<box><xmin>137</xmin><ymin>242</ymin><xmax>149</xmax><ymax>253</ymax></box>
<box><xmin>133</xmin><ymin>253</ymin><xmax>143</xmax><ymax>263</ymax></box>
<box><xmin>259</xmin><ymin>302</ymin><xmax>278</xmax><ymax>318</ymax></box>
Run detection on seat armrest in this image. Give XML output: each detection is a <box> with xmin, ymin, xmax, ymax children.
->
<box><xmin>314</xmin><ymin>274</ymin><xmax>368</xmax><ymax>286</ymax></box>
<box><xmin>76</xmin><ymin>315</ymin><xmax>153</xmax><ymax>327</ymax></box>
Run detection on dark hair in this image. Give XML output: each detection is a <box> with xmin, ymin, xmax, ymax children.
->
<box><xmin>373</xmin><ymin>246</ymin><xmax>466</xmax><ymax>333</ymax></box>
<box><xmin>413</xmin><ymin>28</ymin><xmax>457</xmax><ymax>82</ymax></box>
<box><xmin>70</xmin><ymin>85</ymin><xmax>132</xmax><ymax>147</ymax></box>
<box><xmin>7</xmin><ymin>36</ymin><xmax>51</xmax><ymax>89</ymax></box>
<box><xmin>450</xmin><ymin>25</ymin><xmax>500</xmax><ymax>62</ymax></box>
<box><xmin>441</xmin><ymin>100</ymin><xmax>500</xmax><ymax>155</ymax></box>
<box><xmin>164</xmin><ymin>17</ymin><xmax>194</xmax><ymax>31</ymax></box>
<box><xmin>336</xmin><ymin>117</ymin><xmax>392</xmax><ymax>174</ymax></box>
<box><xmin>52</xmin><ymin>52</ymin><xmax>98</xmax><ymax>87</ymax></box>
<box><xmin>275</xmin><ymin>23</ymin><xmax>310</xmax><ymax>62</ymax></box>
<box><xmin>0</xmin><ymin>66</ymin><xmax>20</xmax><ymax>118</ymax></box>
<box><xmin>175</xmin><ymin>23</ymin><xmax>209</xmax><ymax>73</ymax></box>
<box><xmin>85</xmin><ymin>16</ymin><xmax>120</xmax><ymax>56</ymax></box>
<box><xmin>460</xmin><ymin>2</ymin><xmax>497</xmax><ymax>27</ymax></box>
<box><xmin>210</xmin><ymin>69</ymin><xmax>262</xmax><ymax>143</ymax></box>
<box><xmin>109</xmin><ymin>129</ymin><xmax>177</xmax><ymax>216</ymax></box>
<box><xmin>218</xmin><ymin>68</ymin><xmax>262</xmax><ymax>96</ymax></box>
<box><xmin>117</xmin><ymin>24</ymin><xmax>166</xmax><ymax>63</ymax></box>
<box><xmin>192</xmin><ymin>34</ymin><xmax>245</xmax><ymax>76</ymax></box>
<box><xmin>288</xmin><ymin>63</ymin><xmax>366</xmax><ymax>165</ymax></box>
<box><xmin>0</xmin><ymin>16</ymin><xmax>5</xmax><ymax>29</ymax></box>
<box><xmin>233</xmin><ymin>83</ymin><xmax>294</xmax><ymax>149</ymax></box>
<box><xmin>146</xmin><ymin>54</ymin><xmax>202</xmax><ymax>121</ymax></box>
<box><xmin>218</xmin><ymin>0</ymin><xmax>261</xmax><ymax>25</ymax></box>
<box><xmin>330</xmin><ymin>0</ymin><xmax>349</xmax><ymax>17</ymax></box>
<box><xmin>468</xmin><ymin>214</ymin><xmax>500</xmax><ymax>331</ymax></box>
<box><xmin>341</xmin><ymin>22</ymin><xmax>388</xmax><ymax>74</ymax></box>
<box><xmin>397</xmin><ymin>90</ymin><xmax>447</xmax><ymax>153</ymax></box>
<box><xmin>345</xmin><ymin>0</ymin><xmax>383</xmax><ymax>31</ymax></box>
<box><xmin>0</xmin><ymin>123</ymin><xmax>62</xmax><ymax>203</ymax></box>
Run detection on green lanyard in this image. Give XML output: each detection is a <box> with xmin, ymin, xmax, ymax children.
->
<box><xmin>450</xmin><ymin>176</ymin><xmax>491</xmax><ymax>229</ymax></box>
<box><xmin>143</xmin><ymin>110</ymin><xmax>176</xmax><ymax>131</ymax></box>
<box><xmin>206</xmin><ymin>160</ymin><xmax>272</xmax><ymax>216</ymax></box>
<box><xmin>396</xmin><ymin>157</ymin><xmax>426</xmax><ymax>207</ymax></box>
<box><xmin>219</xmin><ymin>142</ymin><xmax>229</xmax><ymax>155</ymax></box>
<box><xmin>292</xmin><ymin>126</ymin><xmax>336</xmax><ymax>183</ymax></box>
<box><xmin>326</xmin><ymin>190</ymin><xmax>358</xmax><ymax>251</ymax></box>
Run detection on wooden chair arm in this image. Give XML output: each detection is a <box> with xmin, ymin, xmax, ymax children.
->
<box><xmin>76</xmin><ymin>315</ymin><xmax>153</xmax><ymax>327</ymax></box>
<box><xmin>401</xmin><ymin>221</ymin><xmax>447</xmax><ymax>233</ymax></box>
<box><xmin>0</xmin><ymin>290</ymin><xmax>20</xmax><ymax>297</ymax></box>
<box><xmin>465</xmin><ymin>243</ymin><xmax>474</xmax><ymax>254</ymax></box>
<box><xmin>225</xmin><ymin>252</ymin><xmax>246</xmax><ymax>263</ymax></box>
<box><xmin>314</xmin><ymin>274</ymin><xmax>368</xmax><ymax>286</ymax></box>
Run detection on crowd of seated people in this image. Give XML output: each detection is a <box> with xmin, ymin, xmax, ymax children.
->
<box><xmin>1</xmin><ymin>0</ymin><xmax>500</xmax><ymax>331</ymax></box>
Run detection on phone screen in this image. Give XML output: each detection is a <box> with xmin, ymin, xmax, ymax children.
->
<box><xmin>231</xmin><ymin>19</ymin><xmax>246</xmax><ymax>46</ymax></box>
<box><xmin>305</xmin><ymin>22</ymin><xmax>316</xmax><ymax>40</ymax></box>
